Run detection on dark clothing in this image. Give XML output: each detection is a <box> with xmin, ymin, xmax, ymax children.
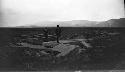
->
<box><xmin>55</xmin><ymin>26</ymin><xmax>62</xmax><ymax>43</ymax></box>
<box><xmin>55</xmin><ymin>27</ymin><xmax>61</xmax><ymax>37</ymax></box>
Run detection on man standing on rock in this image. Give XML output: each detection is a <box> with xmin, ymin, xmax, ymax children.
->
<box><xmin>55</xmin><ymin>25</ymin><xmax>62</xmax><ymax>43</ymax></box>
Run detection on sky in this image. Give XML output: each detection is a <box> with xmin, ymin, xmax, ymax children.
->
<box><xmin>0</xmin><ymin>0</ymin><xmax>125</xmax><ymax>27</ymax></box>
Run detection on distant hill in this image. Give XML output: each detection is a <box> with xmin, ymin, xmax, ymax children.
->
<box><xmin>95</xmin><ymin>18</ymin><xmax>125</xmax><ymax>27</ymax></box>
<box><xmin>16</xmin><ymin>18</ymin><xmax>125</xmax><ymax>27</ymax></box>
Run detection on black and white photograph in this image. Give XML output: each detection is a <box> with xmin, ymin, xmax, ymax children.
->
<box><xmin>0</xmin><ymin>0</ymin><xmax>125</xmax><ymax>71</ymax></box>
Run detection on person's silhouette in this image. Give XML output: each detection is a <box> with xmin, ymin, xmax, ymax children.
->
<box><xmin>55</xmin><ymin>25</ymin><xmax>62</xmax><ymax>43</ymax></box>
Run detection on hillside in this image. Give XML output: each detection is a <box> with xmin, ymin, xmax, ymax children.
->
<box><xmin>95</xmin><ymin>18</ymin><xmax>125</xmax><ymax>27</ymax></box>
<box><xmin>16</xmin><ymin>18</ymin><xmax>125</xmax><ymax>27</ymax></box>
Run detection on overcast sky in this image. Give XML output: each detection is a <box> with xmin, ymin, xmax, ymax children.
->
<box><xmin>0</xmin><ymin>0</ymin><xmax>125</xmax><ymax>27</ymax></box>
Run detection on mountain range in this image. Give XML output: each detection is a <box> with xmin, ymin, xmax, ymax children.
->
<box><xmin>17</xmin><ymin>18</ymin><xmax>125</xmax><ymax>27</ymax></box>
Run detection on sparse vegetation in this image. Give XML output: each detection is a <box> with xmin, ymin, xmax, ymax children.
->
<box><xmin>0</xmin><ymin>27</ymin><xmax>125</xmax><ymax>70</ymax></box>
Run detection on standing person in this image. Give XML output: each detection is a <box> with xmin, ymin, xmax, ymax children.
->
<box><xmin>43</xmin><ymin>27</ymin><xmax>49</xmax><ymax>42</ymax></box>
<box><xmin>55</xmin><ymin>25</ymin><xmax>62</xmax><ymax>43</ymax></box>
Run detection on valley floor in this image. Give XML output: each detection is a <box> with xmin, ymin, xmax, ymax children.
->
<box><xmin>0</xmin><ymin>27</ymin><xmax>125</xmax><ymax>71</ymax></box>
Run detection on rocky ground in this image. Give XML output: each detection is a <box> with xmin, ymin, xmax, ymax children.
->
<box><xmin>0</xmin><ymin>27</ymin><xmax>125</xmax><ymax>71</ymax></box>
